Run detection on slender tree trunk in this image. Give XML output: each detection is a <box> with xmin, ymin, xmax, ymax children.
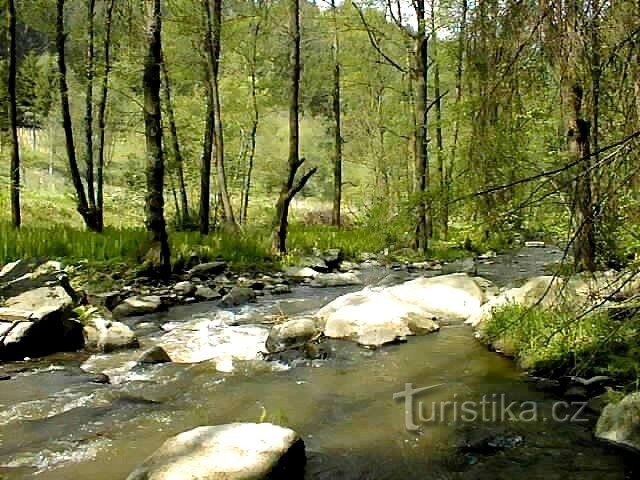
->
<box><xmin>430</xmin><ymin>0</ymin><xmax>444</xmax><ymax>239</ymax></box>
<box><xmin>96</xmin><ymin>0</ymin><xmax>115</xmax><ymax>231</ymax></box>
<box><xmin>447</xmin><ymin>0</ymin><xmax>467</xmax><ymax>240</ymax></box>
<box><xmin>241</xmin><ymin>15</ymin><xmax>261</xmax><ymax>224</ymax></box>
<box><xmin>414</xmin><ymin>0</ymin><xmax>430</xmax><ymax>251</ymax></box>
<box><xmin>272</xmin><ymin>0</ymin><xmax>317</xmax><ymax>254</ymax></box>
<box><xmin>143</xmin><ymin>0</ymin><xmax>171</xmax><ymax>274</ymax></box>
<box><xmin>569</xmin><ymin>85</ymin><xmax>596</xmax><ymax>272</ymax></box>
<box><xmin>8</xmin><ymin>0</ymin><xmax>21</xmax><ymax>228</ymax></box>
<box><xmin>330</xmin><ymin>0</ymin><xmax>343</xmax><ymax>227</ymax></box>
<box><xmin>204</xmin><ymin>0</ymin><xmax>237</xmax><ymax>228</ymax></box>
<box><xmin>199</xmin><ymin>2</ymin><xmax>215</xmax><ymax>235</ymax></box>
<box><xmin>56</xmin><ymin>0</ymin><xmax>99</xmax><ymax>231</ymax></box>
<box><xmin>161</xmin><ymin>52</ymin><xmax>190</xmax><ymax>226</ymax></box>
<box><xmin>85</xmin><ymin>0</ymin><xmax>97</xmax><ymax>215</ymax></box>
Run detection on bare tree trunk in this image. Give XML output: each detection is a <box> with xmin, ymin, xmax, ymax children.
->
<box><xmin>96</xmin><ymin>0</ymin><xmax>115</xmax><ymax>231</ymax></box>
<box><xmin>56</xmin><ymin>0</ymin><xmax>99</xmax><ymax>231</ymax></box>
<box><xmin>271</xmin><ymin>0</ymin><xmax>317</xmax><ymax>254</ymax></box>
<box><xmin>199</xmin><ymin>2</ymin><xmax>215</xmax><ymax>235</ymax></box>
<box><xmin>8</xmin><ymin>0</ymin><xmax>21</xmax><ymax>228</ymax></box>
<box><xmin>330</xmin><ymin>0</ymin><xmax>343</xmax><ymax>227</ymax></box>
<box><xmin>204</xmin><ymin>0</ymin><xmax>237</xmax><ymax>229</ymax></box>
<box><xmin>430</xmin><ymin>0</ymin><xmax>444</xmax><ymax>239</ymax></box>
<box><xmin>414</xmin><ymin>0</ymin><xmax>430</xmax><ymax>251</ymax></box>
<box><xmin>241</xmin><ymin>10</ymin><xmax>262</xmax><ymax>224</ymax></box>
<box><xmin>85</xmin><ymin>0</ymin><xmax>97</xmax><ymax>216</ymax></box>
<box><xmin>569</xmin><ymin>85</ymin><xmax>596</xmax><ymax>272</ymax></box>
<box><xmin>143</xmin><ymin>0</ymin><xmax>171</xmax><ymax>274</ymax></box>
<box><xmin>161</xmin><ymin>52</ymin><xmax>190</xmax><ymax>226</ymax></box>
<box><xmin>447</xmin><ymin>0</ymin><xmax>467</xmax><ymax>240</ymax></box>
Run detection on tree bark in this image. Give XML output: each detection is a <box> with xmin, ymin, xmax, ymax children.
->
<box><xmin>271</xmin><ymin>0</ymin><xmax>317</xmax><ymax>254</ymax></box>
<box><xmin>330</xmin><ymin>0</ymin><xmax>343</xmax><ymax>227</ymax></box>
<box><xmin>56</xmin><ymin>0</ymin><xmax>99</xmax><ymax>231</ymax></box>
<box><xmin>204</xmin><ymin>0</ymin><xmax>237</xmax><ymax>229</ymax></box>
<box><xmin>447</xmin><ymin>0</ymin><xmax>468</xmax><ymax>240</ymax></box>
<box><xmin>143</xmin><ymin>0</ymin><xmax>171</xmax><ymax>274</ymax></box>
<box><xmin>161</xmin><ymin>52</ymin><xmax>190</xmax><ymax>226</ymax></box>
<box><xmin>430</xmin><ymin>0</ymin><xmax>444</xmax><ymax>239</ymax></box>
<box><xmin>96</xmin><ymin>0</ymin><xmax>115</xmax><ymax>231</ymax></box>
<box><xmin>241</xmin><ymin>6</ymin><xmax>263</xmax><ymax>224</ymax></box>
<box><xmin>8</xmin><ymin>0</ymin><xmax>21</xmax><ymax>228</ymax></box>
<box><xmin>199</xmin><ymin>2</ymin><xmax>215</xmax><ymax>234</ymax></box>
<box><xmin>85</xmin><ymin>0</ymin><xmax>97</xmax><ymax>215</ymax></box>
<box><xmin>414</xmin><ymin>0</ymin><xmax>430</xmax><ymax>251</ymax></box>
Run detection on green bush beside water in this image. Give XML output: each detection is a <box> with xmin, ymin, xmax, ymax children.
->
<box><xmin>481</xmin><ymin>303</ymin><xmax>640</xmax><ymax>386</ymax></box>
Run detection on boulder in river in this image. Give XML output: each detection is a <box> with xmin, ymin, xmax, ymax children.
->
<box><xmin>284</xmin><ymin>266</ymin><xmax>321</xmax><ymax>280</ymax></box>
<box><xmin>112</xmin><ymin>295</ymin><xmax>167</xmax><ymax>320</ymax></box>
<box><xmin>0</xmin><ymin>286</ymin><xmax>83</xmax><ymax>360</ymax></box>
<box><xmin>266</xmin><ymin>318</ymin><xmax>320</xmax><ymax>353</ymax></box>
<box><xmin>220</xmin><ymin>287</ymin><xmax>257</xmax><ymax>307</ymax></box>
<box><xmin>83</xmin><ymin>317</ymin><xmax>139</xmax><ymax>353</ymax></box>
<box><xmin>194</xmin><ymin>286</ymin><xmax>222</xmax><ymax>301</ymax></box>
<box><xmin>187</xmin><ymin>261</ymin><xmax>227</xmax><ymax>278</ymax></box>
<box><xmin>138</xmin><ymin>346</ymin><xmax>172</xmax><ymax>364</ymax></box>
<box><xmin>316</xmin><ymin>274</ymin><xmax>486</xmax><ymax>347</ymax></box>
<box><xmin>126</xmin><ymin>423</ymin><xmax>306</xmax><ymax>480</ymax></box>
<box><xmin>310</xmin><ymin>272</ymin><xmax>363</xmax><ymax>288</ymax></box>
<box><xmin>595</xmin><ymin>392</ymin><xmax>640</xmax><ymax>454</ymax></box>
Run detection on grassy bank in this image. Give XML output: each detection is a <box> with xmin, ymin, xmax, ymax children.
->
<box><xmin>480</xmin><ymin>303</ymin><xmax>640</xmax><ymax>388</ymax></box>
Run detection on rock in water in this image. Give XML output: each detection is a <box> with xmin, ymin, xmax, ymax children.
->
<box><xmin>316</xmin><ymin>273</ymin><xmax>486</xmax><ymax>348</ymax></box>
<box><xmin>112</xmin><ymin>296</ymin><xmax>166</xmax><ymax>320</ymax></box>
<box><xmin>0</xmin><ymin>286</ymin><xmax>83</xmax><ymax>360</ymax></box>
<box><xmin>0</xmin><ymin>260</ymin><xmax>65</xmax><ymax>298</ymax></box>
<box><xmin>595</xmin><ymin>392</ymin><xmax>640</xmax><ymax>454</ymax></box>
<box><xmin>126</xmin><ymin>423</ymin><xmax>306</xmax><ymax>480</ymax></box>
<box><xmin>188</xmin><ymin>261</ymin><xmax>227</xmax><ymax>278</ymax></box>
<box><xmin>220</xmin><ymin>287</ymin><xmax>257</xmax><ymax>307</ymax></box>
<box><xmin>83</xmin><ymin>318</ymin><xmax>139</xmax><ymax>353</ymax></box>
<box><xmin>266</xmin><ymin>318</ymin><xmax>319</xmax><ymax>353</ymax></box>
<box><xmin>138</xmin><ymin>346</ymin><xmax>172</xmax><ymax>364</ymax></box>
<box><xmin>310</xmin><ymin>272</ymin><xmax>363</xmax><ymax>288</ymax></box>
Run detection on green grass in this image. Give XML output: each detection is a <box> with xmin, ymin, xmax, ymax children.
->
<box><xmin>480</xmin><ymin>303</ymin><xmax>640</xmax><ymax>384</ymax></box>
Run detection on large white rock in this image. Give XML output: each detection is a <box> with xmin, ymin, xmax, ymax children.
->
<box><xmin>310</xmin><ymin>272</ymin><xmax>363</xmax><ymax>288</ymax></box>
<box><xmin>112</xmin><ymin>296</ymin><xmax>166</xmax><ymax>320</ymax></box>
<box><xmin>316</xmin><ymin>274</ymin><xmax>485</xmax><ymax>347</ymax></box>
<box><xmin>159</xmin><ymin>314</ymin><xmax>269</xmax><ymax>370</ymax></box>
<box><xmin>83</xmin><ymin>317</ymin><xmax>139</xmax><ymax>353</ymax></box>
<box><xmin>127</xmin><ymin>423</ymin><xmax>306</xmax><ymax>480</ymax></box>
<box><xmin>595</xmin><ymin>392</ymin><xmax>640</xmax><ymax>453</ymax></box>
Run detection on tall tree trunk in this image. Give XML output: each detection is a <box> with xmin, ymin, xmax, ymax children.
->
<box><xmin>241</xmin><ymin>9</ymin><xmax>262</xmax><ymax>224</ymax></box>
<box><xmin>96</xmin><ymin>0</ymin><xmax>115</xmax><ymax>231</ymax></box>
<box><xmin>430</xmin><ymin>0</ymin><xmax>444</xmax><ymax>239</ymax></box>
<box><xmin>85</xmin><ymin>0</ymin><xmax>97</xmax><ymax>215</ymax></box>
<box><xmin>204</xmin><ymin>0</ymin><xmax>237</xmax><ymax>228</ymax></box>
<box><xmin>271</xmin><ymin>0</ymin><xmax>317</xmax><ymax>254</ymax></box>
<box><xmin>447</xmin><ymin>0</ymin><xmax>467</xmax><ymax>240</ymax></box>
<box><xmin>8</xmin><ymin>0</ymin><xmax>20</xmax><ymax>228</ymax></box>
<box><xmin>56</xmin><ymin>0</ymin><xmax>99</xmax><ymax>231</ymax></box>
<box><xmin>143</xmin><ymin>0</ymin><xmax>171</xmax><ymax>274</ymax></box>
<box><xmin>161</xmin><ymin>52</ymin><xmax>190</xmax><ymax>226</ymax></box>
<box><xmin>330</xmin><ymin>0</ymin><xmax>343</xmax><ymax>227</ymax></box>
<box><xmin>199</xmin><ymin>2</ymin><xmax>215</xmax><ymax>234</ymax></box>
<box><xmin>414</xmin><ymin>0</ymin><xmax>430</xmax><ymax>251</ymax></box>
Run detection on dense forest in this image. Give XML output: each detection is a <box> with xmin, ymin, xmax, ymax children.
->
<box><xmin>0</xmin><ymin>0</ymin><xmax>638</xmax><ymax>271</ymax></box>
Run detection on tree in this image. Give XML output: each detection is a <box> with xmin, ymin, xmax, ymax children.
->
<box><xmin>271</xmin><ymin>0</ymin><xmax>317</xmax><ymax>254</ymax></box>
<box><xmin>143</xmin><ymin>0</ymin><xmax>171</xmax><ymax>274</ymax></box>
<box><xmin>8</xmin><ymin>0</ymin><xmax>21</xmax><ymax>228</ymax></box>
<box><xmin>330</xmin><ymin>0</ymin><xmax>343</xmax><ymax>227</ymax></box>
<box><xmin>56</xmin><ymin>0</ymin><xmax>100</xmax><ymax>231</ymax></box>
<box><xmin>96</xmin><ymin>0</ymin><xmax>116</xmax><ymax>229</ymax></box>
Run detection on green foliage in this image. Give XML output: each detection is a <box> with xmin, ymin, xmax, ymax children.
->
<box><xmin>481</xmin><ymin>304</ymin><xmax>640</xmax><ymax>385</ymax></box>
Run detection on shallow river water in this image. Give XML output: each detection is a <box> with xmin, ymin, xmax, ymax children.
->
<box><xmin>0</xmin><ymin>248</ymin><xmax>634</xmax><ymax>479</ymax></box>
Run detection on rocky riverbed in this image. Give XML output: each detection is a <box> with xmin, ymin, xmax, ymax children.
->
<box><xmin>0</xmin><ymin>245</ymin><xmax>637</xmax><ymax>479</ymax></box>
